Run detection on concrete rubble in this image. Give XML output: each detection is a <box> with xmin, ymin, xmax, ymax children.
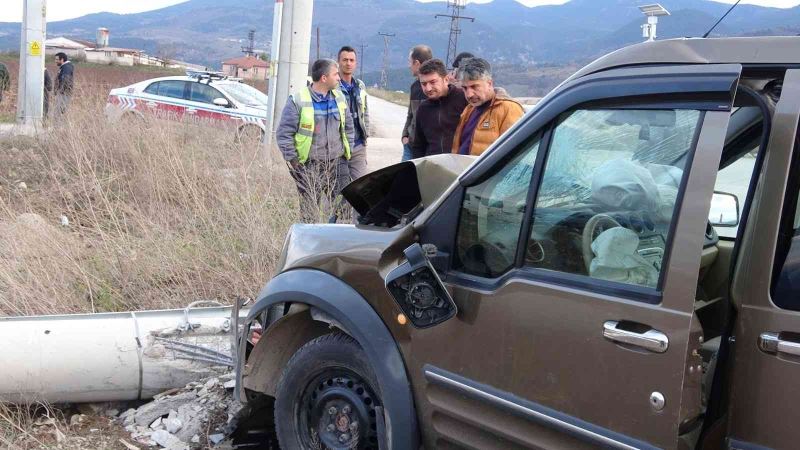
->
<box><xmin>118</xmin><ymin>372</ymin><xmax>245</xmax><ymax>449</ymax></box>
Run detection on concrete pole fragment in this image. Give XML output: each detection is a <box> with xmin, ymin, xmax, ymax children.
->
<box><xmin>17</xmin><ymin>0</ymin><xmax>47</xmax><ymax>128</ymax></box>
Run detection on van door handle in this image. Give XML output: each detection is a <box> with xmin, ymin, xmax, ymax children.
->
<box><xmin>146</xmin><ymin>102</ymin><xmax>157</xmax><ymax>108</ymax></box>
<box><xmin>186</xmin><ymin>108</ymin><xmax>197</xmax><ymax>115</ymax></box>
<box><xmin>759</xmin><ymin>333</ymin><xmax>800</xmax><ymax>356</ymax></box>
<box><xmin>603</xmin><ymin>321</ymin><xmax>669</xmax><ymax>353</ymax></box>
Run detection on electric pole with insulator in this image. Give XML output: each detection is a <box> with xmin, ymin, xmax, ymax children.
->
<box><xmin>358</xmin><ymin>42</ymin><xmax>368</xmax><ymax>81</ymax></box>
<box><xmin>242</xmin><ymin>29</ymin><xmax>256</xmax><ymax>57</ymax></box>
<box><xmin>435</xmin><ymin>0</ymin><xmax>474</xmax><ymax>68</ymax></box>
<box><xmin>378</xmin><ymin>32</ymin><xmax>394</xmax><ymax>89</ymax></box>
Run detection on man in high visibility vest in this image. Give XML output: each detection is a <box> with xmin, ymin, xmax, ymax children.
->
<box><xmin>337</xmin><ymin>46</ymin><xmax>370</xmax><ymax>182</ymax></box>
<box><xmin>277</xmin><ymin>58</ymin><xmax>356</xmax><ymax>222</ymax></box>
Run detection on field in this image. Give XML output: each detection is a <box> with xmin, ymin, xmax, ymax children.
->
<box><xmin>0</xmin><ymin>53</ymin><xmax>296</xmax><ymax>318</ymax></box>
<box><xmin>367</xmin><ymin>88</ymin><xmax>409</xmax><ymax>107</ymax></box>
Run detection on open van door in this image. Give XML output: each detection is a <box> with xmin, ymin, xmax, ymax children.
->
<box><xmin>725</xmin><ymin>69</ymin><xmax>800</xmax><ymax>449</ymax></box>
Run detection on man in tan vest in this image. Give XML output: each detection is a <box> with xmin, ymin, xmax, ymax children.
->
<box><xmin>451</xmin><ymin>58</ymin><xmax>524</xmax><ymax>156</ymax></box>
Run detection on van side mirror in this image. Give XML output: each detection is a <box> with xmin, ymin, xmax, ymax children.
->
<box><xmin>213</xmin><ymin>97</ymin><xmax>231</xmax><ymax>107</ymax></box>
<box><xmin>385</xmin><ymin>244</ymin><xmax>457</xmax><ymax>328</ymax></box>
<box><xmin>709</xmin><ymin>191</ymin><xmax>740</xmax><ymax>227</ymax></box>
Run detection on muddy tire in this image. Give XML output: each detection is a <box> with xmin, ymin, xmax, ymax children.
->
<box><xmin>274</xmin><ymin>332</ymin><xmax>383</xmax><ymax>450</ymax></box>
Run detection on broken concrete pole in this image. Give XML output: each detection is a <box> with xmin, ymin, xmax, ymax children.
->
<box><xmin>0</xmin><ymin>305</ymin><xmax>247</xmax><ymax>404</ymax></box>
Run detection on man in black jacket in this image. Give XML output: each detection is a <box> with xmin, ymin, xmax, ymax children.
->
<box><xmin>401</xmin><ymin>45</ymin><xmax>432</xmax><ymax>161</ymax></box>
<box><xmin>54</xmin><ymin>52</ymin><xmax>74</xmax><ymax>117</ymax></box>
<box><xmin>410</xmin><ymin>59</ymin><xmax>468</xmax><ymax>159</ymax></box>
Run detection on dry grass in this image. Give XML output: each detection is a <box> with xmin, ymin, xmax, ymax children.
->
<box><xmin>0</xmin><ymin>401</ymin><xmax>135</xmax><ymax>449</ymax></box>
<box><xmin>367</xmin><ymin>88</ymin><xmax>409</xmax><ymax>107</ymax></box>
<box><xmin>0</xmin><ymin>402</ymin><xmax>66</xmax><ymax>449</ymax></box>
<box><xmin>0</xmin><ymin>57</ymin><xmax>305</xmax><ymax>445</ymax></box>
<box><xmin>0</xmin><ymin>69</ymin><xmax>299</xmax><ymax>316</ymax></box>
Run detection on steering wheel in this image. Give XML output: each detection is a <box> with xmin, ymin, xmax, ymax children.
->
<box><xmin>582</xmin><ymin>213</ymin><xmax>621</xmax><ymax>273</ymax></box>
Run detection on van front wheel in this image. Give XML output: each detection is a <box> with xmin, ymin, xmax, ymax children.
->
<box><xmin>274</xmin><ymin>332</ymin><xmax>383</xmax><ymax>450</ymax></box>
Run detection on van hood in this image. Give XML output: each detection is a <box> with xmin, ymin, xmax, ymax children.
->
<box><xmin>276</xmin><ymin>224</ymin><xmax>405</xmax><ymax>278</ymax></box>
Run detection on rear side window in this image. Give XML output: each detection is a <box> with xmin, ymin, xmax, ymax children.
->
<box><xmin>189</xmin><ymin>82</ymin><xmax>224</xmax><ymax>104</ymax></box>
<box><xmin>156</xmin><ymin>81</ymin><xmax>187</xmax><ymax>99</ymax></box>
<box><xmin>144</xmin><ymin>82</ymin><xmax>159</xmax><ymax>95</ymax></box>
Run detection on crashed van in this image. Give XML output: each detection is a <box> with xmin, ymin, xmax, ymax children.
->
<box><xmin>235</xmin><ymin>37</ymin><xmax>800</xmax><ymax>450</ymax></box>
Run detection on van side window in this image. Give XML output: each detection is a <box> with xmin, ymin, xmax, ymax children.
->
<box><xmin>524</xmin><ymin>109</ymin><xmax>702</xmax><ymax>289</ymax></box>
<box><xmin>454</xmin><ymin>134</ymin><xmax>541</xmax><ymax>277</ymax></box>
<box><xmin>772</xmin><ymin>186</ymin><xmax>800</xmax><ymax>309</ymax></box>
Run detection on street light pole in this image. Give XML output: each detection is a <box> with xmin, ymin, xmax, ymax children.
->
<box><xmin>17</xmin><ymin>0</ymin><xmax>47</xmax><ymax>128</ymax></box>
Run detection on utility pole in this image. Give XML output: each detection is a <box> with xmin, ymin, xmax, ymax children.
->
<box><xmin>17</xmin><ymin>0</ymin><xmax>47</xmax><ymax>129</ymax></box>
<box><xmin>316</xmin><ymin>27</ymin><xmax>320</xmax><ymax>60</ymax></box>
<box><xmin>241</xmin><ymin>29</ymin><xmax>256</xmax><ymax>57</ymax></box>
<box><xmin>358</xmin><ymin>42</ymin><xmax>368</xmax><ymax>81</ymax></box>
<box><xmin>263</xmin><ymin>0</ymin><xmax>313</xmax><ymax>149</ymax></box>
<box><xmin>435</xmin><ymin>0</ymin><xmax>474</xmax><ymax>68</ymax></box>
<box><xmin>378</xmin><ymin>32</ymin><xmax>394</xmax><ymax>90</ymax></box>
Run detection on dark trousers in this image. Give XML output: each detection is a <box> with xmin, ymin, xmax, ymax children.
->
<box><xmin>289</xmin><ymin>158</ymin><xmax>351</xmax><ymax>223</ymax></box>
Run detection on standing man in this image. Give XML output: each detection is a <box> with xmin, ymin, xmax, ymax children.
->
<box><xmin>449</xmin><ymin>51</ymin><xmax>474</xmax><ymax>87</ymax></box>
<box><xmin>452</xmin><ymin>58</ymin><xmax>524</xmax><ymax>156</ymax></box>
<box><xmin>0</xmin><ymin>62</ymin><xmax>9</xmax><ymax>106</ymax></box>
<box><xmin>276</xmin><ymin>58</ymin><xmax>355</xmax><ymax>223</ymax></box>
<box><xmin>43</xmin><ymin>68</ymin><xmax>52</xmax><ymax>119</ymax></box>
<box><xmin>401</xmin><ymin>45</ymin><xmax>432</xmax><ymax>161</ymax></box>
<box><xmin>54</xmin><ymin>52</ymin><xmax>74</xmax><ymax>117</ymax></box>
<box><xmin>410</xmin><ymin>59</ymin><xmax>468</xmax><ymax>159</ymax></box>
<box><xmin>337</xmin><ymin>46</ymin><xmax>370</xmax><ymax>182</ymax></box>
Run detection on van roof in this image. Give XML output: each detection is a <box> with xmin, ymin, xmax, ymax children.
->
<box><xmin>569</xmin><ymin>36</ymin><xmax>800</xmax><ymax>82</ymax></box>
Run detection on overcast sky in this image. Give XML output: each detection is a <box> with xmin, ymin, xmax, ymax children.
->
<box><xmin>2</xmin><ymin>0</ymin><xmax>799</xmax><ymax>22</ymax></box>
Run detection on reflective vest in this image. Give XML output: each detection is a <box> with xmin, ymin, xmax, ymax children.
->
<box><xmin>337</xmin><ymin>79</ymin><xmax>368</xmax><ymax>142</ymax></box>
<box><xmin>355</xmin><ymin>79</ymin><xmax>368</xmax><ymax>138</ymax></box>
<box><xmin>292</xmin><ymin>87</ymin><xmax>351</xmax><ymax>164</ymax></box>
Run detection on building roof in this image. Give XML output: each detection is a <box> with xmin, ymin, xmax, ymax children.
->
<box><xmin>568</xmin><ymin>36</ymin><xmax>800</xmax><ymax>82</ymax></box>
<box><xmin>222</xmin><ymin>56</ymin><xmax>268</xmax><ymax>69</ymax></box>
<box><xmin>44</xmin><ymin>37</ymin><xmax>90</xmax><ymax>50</ymax></box>
<box><xmin>86</xmin><ymin>47</ymin><xmax>142</xmax><ymax>55</ymax></box>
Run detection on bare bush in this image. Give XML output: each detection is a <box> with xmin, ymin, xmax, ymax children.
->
<box><xmin>0</xmin><ymin>80</ymin><xmax>301</xmax><ymax>315</ymax></box>
<box><xmin>0</xmin><ymin>402</ymin><xmax>64</xmax><ymax>449</ymax></box>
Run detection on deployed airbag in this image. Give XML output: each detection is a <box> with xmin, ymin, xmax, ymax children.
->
<box><xmin>590</xmin><ymin>227</ymin><xmax>659</xmax><ymax>287</ymax></box>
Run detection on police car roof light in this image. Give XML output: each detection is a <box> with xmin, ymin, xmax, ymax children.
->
<box><xmin>186</xmin><ymin>70</ymin><xmax>228</xmax><ymax>82</ymax></box>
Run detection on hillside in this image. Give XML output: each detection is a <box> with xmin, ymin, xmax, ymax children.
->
<box><xmin>0</xmin><ymin>0</ymin><xmax>798</xmax><ymax>95</ymax></box>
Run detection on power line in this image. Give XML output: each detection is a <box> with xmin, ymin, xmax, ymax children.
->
<box><xmin>378</xmin><ymin>32</ymin><xmax>395</xmax><ymax>89</ymax></box>
<box><xmin>435</xmin><ymin>0</ymin><xmax>474</xmax><ymax>68</ymax></box>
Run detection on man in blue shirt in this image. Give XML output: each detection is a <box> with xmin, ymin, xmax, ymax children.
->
<box><xmin>337</xmin><ymin>46</ymin><xmax>370</xmax><ymax>183</ymax></box>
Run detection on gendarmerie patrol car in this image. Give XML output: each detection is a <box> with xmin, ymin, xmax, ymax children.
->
<box><xmin>106</xmin><ymin>71</ymin><xmax>267</xmax><ymax>138</ymax></box>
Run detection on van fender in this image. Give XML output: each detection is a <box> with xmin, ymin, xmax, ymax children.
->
<box><xmin>234</xmin><ymin>268</ymin><xmax>418</xmax><ymax>450</ymax></box>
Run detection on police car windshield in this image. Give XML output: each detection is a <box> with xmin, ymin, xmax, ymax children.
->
<box><xmin>218</xmin><ymin>82</ymin><xmax>268</xmax><ymax>107</ymax></box>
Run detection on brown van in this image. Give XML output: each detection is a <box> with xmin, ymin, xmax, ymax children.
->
<box><xmin>235</xmin><ymin>36</ymin><xmax>800</xmax><ymax>450</ymax></box>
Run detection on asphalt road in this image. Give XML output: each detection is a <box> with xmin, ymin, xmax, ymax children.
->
<box><xmin>365</xmin><ymin>95</ymin><xmax>407</xmax><ymax>172</ymax></box>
